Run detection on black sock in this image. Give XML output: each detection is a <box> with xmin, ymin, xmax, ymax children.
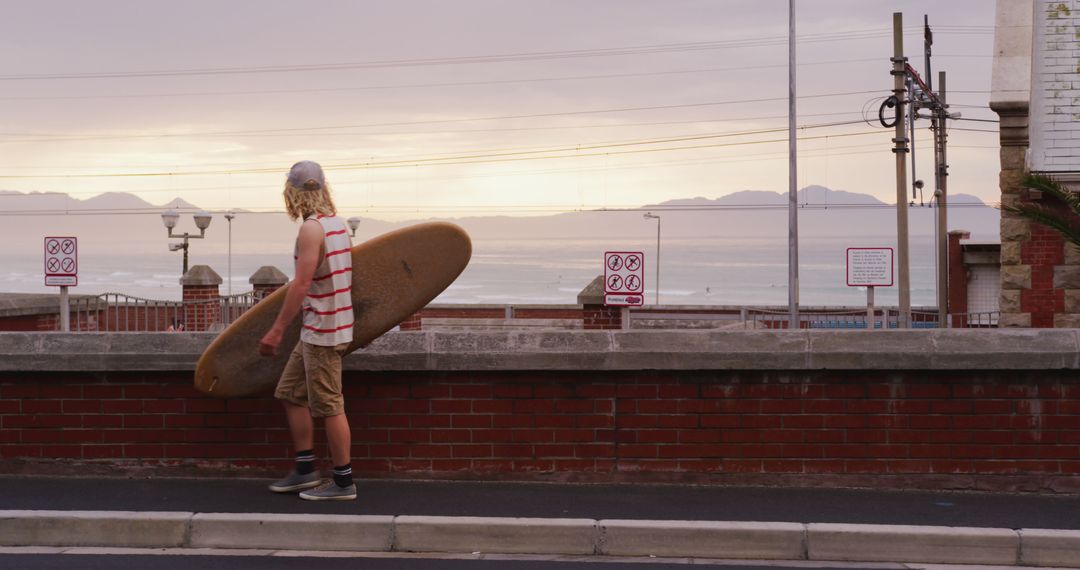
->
<box><xmin>295</xmin><ymin>449</ymin><xmax>315</xmax><ymax>475</ymax></box>
<box><xmin>333</xmin><ymin>464</ymin><xmax>353</xmax><ymax>488</ymax></box>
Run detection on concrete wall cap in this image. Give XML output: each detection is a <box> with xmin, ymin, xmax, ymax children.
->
<box><xmin>180</xmin><ymin>265</ymin><xmax>223</xmax><ymax>286</ymax></box>
<box><xmin>1</xmin><ymin>329</ymin><xmax>1078</xmax><ymax>372</ymax></box>
<box><xmin>248</xmin><ymin>265</ymin><xmax>289</xmax><ymax>286</ymax></box>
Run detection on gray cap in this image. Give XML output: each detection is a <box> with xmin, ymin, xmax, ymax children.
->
<box><xmin>288</xmin><ymin>160</ymin><xmax>325</xmax><ymax>191</ymax></box>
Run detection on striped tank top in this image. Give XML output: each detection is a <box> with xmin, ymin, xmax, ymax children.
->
<box><xmin>297</xmin><ymin>214</ymin><xmax>354</xmax><ymax>346</ymax></box>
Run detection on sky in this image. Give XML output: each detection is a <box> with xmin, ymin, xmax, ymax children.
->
<box><xmin>0</xmin><ymin>0</ymin><xmax>998</xmax><ymax>222</ymax></box>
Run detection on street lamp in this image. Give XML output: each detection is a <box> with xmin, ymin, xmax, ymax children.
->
<box><xmin>162</xmin><ymin>209</ymin><xmax>213</xmax><ymax>274</ymax></box>
<box><xmin>643</xmin><ymin>212</ymin><xmax>661</xmax><ymax>305</ymax></box>
<box><xmin>347</xmin><ymin>217</ymin><xmax>361</xmax><ymax>237</ymax></box>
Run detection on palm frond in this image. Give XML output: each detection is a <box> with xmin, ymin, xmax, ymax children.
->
<box><xmin>1003</xmin><ymin>203</ymin><xmax>1080</xmax><ymax>249</ymax></box>
<box><xmin>1022</xmin><ymin>172</ymin><xmax>1080</xmax><ymax>214</ymax></box>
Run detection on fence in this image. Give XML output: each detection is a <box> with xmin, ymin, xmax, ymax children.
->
<box><xmin>632</xmin><ymin>307</ymin><xmax>998</xmax><ymax>330</ymax></box>
<box><xmin>56</xmin><ymin>296</ymin><xmax>998</xmax><ymax>333</ymax></box>
<box><xmin>69</xmin><ymin>291</ymin><xmax>265</xmax><ymax>332</ymax></box>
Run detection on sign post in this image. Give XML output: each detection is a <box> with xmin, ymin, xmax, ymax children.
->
<box><xmin>846</xmin><ymin>248</ymin><xmax>893</xmax><ymax>331</ymax></box>
<box><xmin>44</xmin><ymin>236</ymin><xmax>78</xmax><ymax>332</ymax></box>
<box><xmin>603</xmin><ymin>251</ymin><xmax>645</xmax><ymax>308</ymax></box>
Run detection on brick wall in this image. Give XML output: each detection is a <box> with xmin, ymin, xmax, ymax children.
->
<box><xmin>1023</xmin><ymin>222</ymin><xmax>1067</xmax><ymax>327</ymax></box>
<box><xmin>2</xmin><ymin>369</ymin><xmax>1079</xmax><ymax>491</ymax></box>
<box><xmin>182</xmin><ymin>286</ymin><xmax>221</xmax><ymax>332</ymax></box>
<box><xmin>583</xmin><ymin>305</ymin><xmax>622</xmax><ymax>330</ymax></box>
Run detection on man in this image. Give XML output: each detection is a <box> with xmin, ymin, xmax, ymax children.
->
<box><xmin>259</xmin><ymin>160</ymin><xmax>356</xmax><ymax>501</ymax></box>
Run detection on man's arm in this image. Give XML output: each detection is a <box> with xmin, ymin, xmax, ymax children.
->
<box><xmin>259</xmin><ymin>220</ymin><xmax>324</xmax><ymax>356</ymax></box>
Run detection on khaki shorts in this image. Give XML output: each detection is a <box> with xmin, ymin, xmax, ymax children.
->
<box><xmin>274</xmin><ymin>341</ymin><xmax>348</xmax><ymax>418</ymax></box>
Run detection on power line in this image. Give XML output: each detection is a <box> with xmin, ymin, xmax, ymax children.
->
<box><xmin>0</xmin><ymin>122</ymin><xmax>893</xmax><ymax>179</ymax></box>
<box><xmin>0</xmin><ymin>59</ymin><xmax>887</xmax><ymax>102</ymax></box>
<box><xmin>0</xmin><ymin>28</ymin><xmax>991</xmax><ymax>82</ymax></box>
<box><xmin>0</xmin><ymin>90</ymin><xmax>886</xmax><ymax>143</ymax></box>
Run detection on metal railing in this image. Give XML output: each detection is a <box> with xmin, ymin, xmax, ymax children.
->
<box><xmin>631</xmin><ymin>307</ymin><xmax>999</xmax><ymax>330</ymax></box>
<box><xmin>69</xmin><ymin>290</ymin><xmax>266</xmax><ymax>332</ymax></box>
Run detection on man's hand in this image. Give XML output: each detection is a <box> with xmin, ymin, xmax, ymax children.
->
<box><xmin>259</xmin><ymin>325</ymin><xmax>284</xmax><ymax>357</ymax></box>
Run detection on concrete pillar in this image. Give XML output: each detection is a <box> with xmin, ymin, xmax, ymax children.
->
<box><xmin>992</xmin><ymin>100</ymin><xmax>1033</xmax><ymax>328</ymax></box>
<box><xmin>181</xmin><ymin>265</ymin><xmax>222</xmax><ymax>332</ymax></box>
<box><xmin>947</xmin><ymin>230</ymin><xmax>971</xmax><ymax>327</ymax></box>
<box><xmin>248</xmin><ymin>266</ymin><xmax>288</xmax><ymax>300</ymax></box>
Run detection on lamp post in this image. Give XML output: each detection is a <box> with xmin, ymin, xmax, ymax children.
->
<box><xmin>224</xmin><ymin>211</ymin><xmax>235</xmax><ymax>296</ymax></box>
<box><xmin>643</xmin><ymin>212</ymin><xmax>661</xmax><ymax>305</ymax></box>
<box><xmin>162</xmin><ymin>209</ymin><xmax>213</xmax><ymax>274</ymax></box>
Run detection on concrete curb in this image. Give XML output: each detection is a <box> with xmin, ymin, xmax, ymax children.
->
<box><xmin>2</xmin><ymin>510</ymin><xmax>1079</xmax><ymax>567</ymax></box>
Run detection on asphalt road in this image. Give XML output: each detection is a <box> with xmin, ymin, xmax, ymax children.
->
<box><xmin>2</xmin><ymin>476</ymin><xmax>1079</xmax><ymax>529</ymax></box>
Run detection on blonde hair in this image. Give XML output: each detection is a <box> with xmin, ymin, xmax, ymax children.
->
<box><xmin>283</xmin><ymin>180</ymin><xmax>337</xmax><ymax>221</ymax></box>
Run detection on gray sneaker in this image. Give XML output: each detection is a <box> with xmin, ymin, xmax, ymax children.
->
<box><xmin>299</xmin><ymin>481</ymin><xmax>357</xmax><ymax>501</ymax></box>
<box><xmin>268</xmin><ymin>469</ymin><xmax>321</xmax><ymax>493</ymax></box>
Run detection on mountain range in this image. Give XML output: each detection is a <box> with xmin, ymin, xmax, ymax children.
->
<box><xmin>0</xmin><ymin>186</ymin><xmax>999</xmax><ymax>256</ymax></box>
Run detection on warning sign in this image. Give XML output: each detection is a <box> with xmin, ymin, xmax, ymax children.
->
<box><xmin>44</xmin><ymin>236</ymin><xmax>78</xmax><ymax>287</ymax></box>
<box><xmin>604</xmin><ymin>251</ymin><xmax>644</xmax><ymax>299</ymax></box>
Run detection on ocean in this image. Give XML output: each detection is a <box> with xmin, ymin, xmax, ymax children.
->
<box><xmin>5</xmin><ymin>235</ymin><xmax>941</xmax><ymax>308</ymax></box>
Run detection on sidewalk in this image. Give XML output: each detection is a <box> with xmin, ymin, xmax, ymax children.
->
<box><xmin>2</xmin><ymin>476</ymin><xmax>1079</xmax><ymax>566</ymax></box>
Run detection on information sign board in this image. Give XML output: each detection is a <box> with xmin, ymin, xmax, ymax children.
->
<box><xmin>846</xmin><ymin>247</ymin><xmax>893</xmax><ymax>287</ymax></box>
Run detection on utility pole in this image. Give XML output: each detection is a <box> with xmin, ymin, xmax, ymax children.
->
<box><xmin>934</xmin><ymin>71</ymin><xmax>949</xmax><ymax>326</ymax></box>
<box><xmin>892</xmin><ymin>12</ymin><xmax>912</xmax><ymax>328</ymax></box>
<box><xmin>788</xmin><ymin>0</ymin><xmax>800</xmax><ymax>330</ymax></box>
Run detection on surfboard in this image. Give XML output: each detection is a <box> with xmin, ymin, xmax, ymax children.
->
<box><xmin>194</xmin><ymin>222</ymin><xmax>471</xmax><ymax>398</ymax></box>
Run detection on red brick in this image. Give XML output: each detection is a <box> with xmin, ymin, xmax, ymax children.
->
<box><xmin>388</xmin><ymin>429</ymin><xmax>430</xmax><ymax>443</ymax></box>
<box><xmin>5</xmin><ymin>415</ymin><xmax>81</xmax><ymax>428</ymax></box>
<box><xmin>548</xmin><ymin>429</ymin><xmax>592</xmax><ymax>443</ymax></box>
<box><xmin>184</xmin><ymin>399</ymin><xmax>223</xmax><ymax>413</ymax></box>
<box><xmin>493</xmin><ymin>415</ymin><xmax>534</xmax><ymax>428</ymax></box>
<box><xmin>575</xmin><ymin>444</ymin><xmax>615</xmax><ymax>458</ymax></box>
<box><xmin>554</xmin><ymin>400</ymin><xmax>594</xmax><ymax>414</ymax></box>
<box><xmin>411</xmin><ymin>385</ymin><xmax>451</xmax><ymax>398</ymax></box>
<box><xmin>410</xmin><ymin>445</ymin><xmax>453</xmax><ymax>458</ymax></box>
<box><xmin>761</xmin><ymin>430</ymin><xmax>803</xmax><ymax>443</ymax></box>
<box><xmin>451</xmin><ymin>445</ymin><xmax>492</xmax><ymax>458</ymax></box>
<box><xmin>534</xmin><ymin>444</ymin><xmax>574</xmax><ymax>457</ymax></box>
<box><xmin>782</xmin><ymin>415</ymin><xmax>823</xmax><ymax>429</ymax></box>
<box><xmin>514</xmin><ymin>400</ymin><xmax>555</xmax><ymax>414</ymax></box>
<box><xmin>472</xmin><ymin>400</ymin><xmax>513</xmax><ymax>414</ymax></box>
<box><xmin>472</xmin><ymin>429</ymin><xmax>514</xmax><ymax>443</ymax></box>
<box><xmin>431</xmin><ymin>400</ymin><xmax>470</xmax><ymax>413</ymax></box>
<box><xmin>637</xmin><ymin>400</ymin><xmax>679</xmax><ymax>414</ymax></box>
<box><xmin>61</xmin><ymin>400</ymin><xmax>100</xmax><ymax>413</ymax></box>
<box><xmin>450</xmin><ymin>385</ymin><xmax>492</xmax><ymax>398</ymax></box>
<box><xmin>657</xmin><ymin>415</ymin><xmax>699</xmax><ymax>428</ymax></box>
<box><xmin>513</xmin><ymin>429</ymin><xmax>554</xmax><ymax>443</ymax></box>
<box><xmin>40</xmin><ymin>386</ymin><xmax>82</xmax><ymax>398</ymax></box>
<box><xmin>533</xmin><ymin>415</ymin><xmax>574</xmax><ymax>428</ymax></box>
<box><xmin>22</xmin><ymin>400</ymin><xmax>62</xmax><ymax>413</ymax></box>
<box><xmin>451</xmin><ymin>415</ymin><xmax>491</xmax><ymax>429</ymax></box>
<box><xmin>410</xmin><ymin>414</ymin><xmax>451</xmax><ymax>428</ymax></box>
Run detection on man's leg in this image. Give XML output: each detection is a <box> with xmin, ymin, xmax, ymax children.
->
<box><xmin>324</xmin><ymin>412</ymin><xmax>351</xmax><ymax>468</ymax></box>
<box><xmin>284</xmin><ymin>400</ymin><xmax>315</xmax><ymax>452</ymax></box>
<box><xmin>269</xmin><ymin>343</ymin><xmax>321</xmax><ymax>493</ymax></box>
